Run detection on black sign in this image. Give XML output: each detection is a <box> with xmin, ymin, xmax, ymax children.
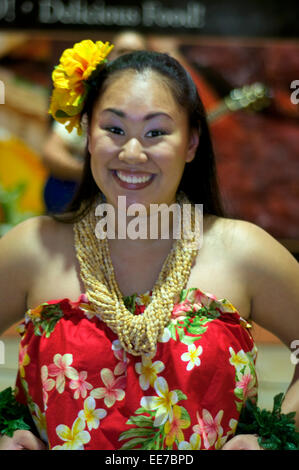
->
<box><xmin>0</xmin><ymin>0</ymin><xmax>298</xmax><ymax>37</ymax></box>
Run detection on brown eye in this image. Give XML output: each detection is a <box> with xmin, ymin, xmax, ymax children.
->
<box><xmin>146</xmin><ymin>129</ymin><xmax>167</xmax><ymax>138</ymax></box>
<box><xmin>105</xmin><ymin>126</ymin><xmax>124</xmax><ymax>135</ymax></box>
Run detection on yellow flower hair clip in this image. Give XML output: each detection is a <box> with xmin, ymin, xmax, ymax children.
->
<box><xmin>49</xmin><ymin>39</ymin><xmax>114</xmax><ymax>135</ymax></box>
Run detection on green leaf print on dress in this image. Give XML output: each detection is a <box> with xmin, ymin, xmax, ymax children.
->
<box><xmin>119</xmin><ymin>377</ymin><xmax>191</xmax><ymax>450</ymax></box>
<box><xmin>26</xmin><ymin>303</ymin><xmax>65</xmax><ymax>338</ymax></box>
<box><xmin>167</xmin><ymin>288</ymin><xmax>220</xmax><ymax>346</ymax></box>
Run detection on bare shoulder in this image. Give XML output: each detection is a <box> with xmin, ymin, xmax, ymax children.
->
<box><xmin>0</xmin><ymin>215</ymin><xmax>74</xmax><ymax>333</ymax></box>
<box><xmin>212</xmin><ymin>216</ymin><xmax>299</xmax><ymax>339</ymax></box>
<box><xmin>0</xmin><ymin>214</ymin><xmax>71</xmax><ymax>257</ymax></box>
<box><xmin>0</xmin><ymin>215</ymin><xmax>70</xmax><ymax>288</ymax></box>
<box><xmin>205</xmin><ymin>215</ymin><xmax>296</xmax><ymax>267</ymax></box>
<box><xmin>0</xmin><ymin>215</ymin><xmax>44</xmax><ymax>261</ymax></box>
<box><xmin>223</xmin><ymin>217</ymin><xmax>297</xmax><ymax>270</ymax></box>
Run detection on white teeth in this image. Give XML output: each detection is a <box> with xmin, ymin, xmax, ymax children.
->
<box><xmin>116</xmin><ymin>171</ymin><xmax>152</xmax><ymax>184</ymax></box>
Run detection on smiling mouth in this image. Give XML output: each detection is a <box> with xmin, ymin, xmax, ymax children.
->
<box><xmin>112</xmin><ymin>170</ymin><xmax>155</xmax><ymax>189</ymax></box>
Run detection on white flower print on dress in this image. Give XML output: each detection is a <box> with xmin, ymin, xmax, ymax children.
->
<box><xmin>158</xmin><ymin>327</ymin><xmax>171</xmax><ymax>343</ymax></box>
<box><xmin>140</xmin><ymin>377</ymin><xmax>178</xmax><ymax>427</ymax></box>
<box><xmin>53</xmin><ymin>417</ymin><xmax>90</xmax><ymax>450</ymax></box>
<box><xmin>229</xmin><ymin>347</ymin><xmax>249</xmax><ymax>373</ymax></box>
<box><xmin>78</xmin><ymin>397</ymin><xmax>107</xmax><ymax>431</ymax></box>
<box><xmin>32</xmin><ymin>402</ymin><xmax>48</xmax><ymax>444</ymax></box>
<box><xmin>135</xmin><ymin>356</ymin><xmax>165</xmax><ymax>390</ymax></box>
<box><xmin>178</xmin><ymin>432</ymin><xmax>201</xmax><ymax>450</ymax></box>
<box><xmin>181</xmin><ymin>344</ymin><xmax>203</xmax><ymax>371</ymax></box>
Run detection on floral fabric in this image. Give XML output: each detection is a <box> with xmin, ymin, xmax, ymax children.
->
<box><xmin>15</xmin><ymin>287</ymin><xmax>257</xmax><ymax>450</ymax></box>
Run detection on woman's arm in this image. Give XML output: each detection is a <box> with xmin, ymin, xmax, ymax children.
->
<box><xmin>222</xmin><ymin>220</ymin><xmax>299</xmax><ymax>450</ymax></box>
<box><xmin>0</xmin><ymin>217</ymin><xmax>42</xmax><ymax>335</ymax></box>
<box><xmin>281</xmin><ymin>365</ymin><xmax>299</xmax><ymax>422</ymax></box>
<box><xmin>235</xmin><ymin>220</ymin><xmax>299</xmax><ymax>428</ymax></box>
<box><xmin>0</xmin><ymin>218</ymin><xmax>49</xmax><ymax>449</ymax></box>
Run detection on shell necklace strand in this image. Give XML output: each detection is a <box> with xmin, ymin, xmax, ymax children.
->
<box><xmin>73</xmin><ymin>192</ymin><xmax>200</xmax><ymax>356</ymax></box>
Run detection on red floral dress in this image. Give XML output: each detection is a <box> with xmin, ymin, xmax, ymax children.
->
<box><xmin>15</xmin><ymin>287</ymin><xmax>257</xmax><ymax>450</ymax></box>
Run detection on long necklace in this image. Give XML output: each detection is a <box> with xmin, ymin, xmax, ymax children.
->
<box><xmin>73</xmin><ymin>192</ymin><xmax>200</xmax><ymax>356</ymax></box>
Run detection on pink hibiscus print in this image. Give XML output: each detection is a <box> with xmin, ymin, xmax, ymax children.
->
<box><xmin>69</xmin><ymin>371</ymin><xmax>93</xmax><ymax>399</ymax></box>
<box><xmin>41</xmin><ymin>365</ymin><xmax>55</xmax><ymax>408</ymax></box>
<box><xmin>48</xmin><ymin>353</ymin><xmax>78</xmax><ymax>394</ymax></box>
<box><xmin>172</xmin><ymin>300</ymin><xmax>192</xmax><ymax>319</ymax></box>
<box><xmin>193</xmin><ymin>409</ymin><xmax>224</xmax><ymax>449</ymax></box>
<box><xmin>236</xmin><ymin>371</ymin><xmax>257</xmax><ymax>400</ymax></box>
<box><xmin>90</xmin><ymin>368</ymin><xmax>126</xmax><ymax>408</ymax></box>
<box><xmin>112</xmin><ymin>340</ymin><xmax>130</xmax><ymax>376</ymax></box>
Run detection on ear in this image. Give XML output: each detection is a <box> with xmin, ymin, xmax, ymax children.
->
<box><xmin>87</xmin><ymin>125</ymin><xmax>92</xmax><ymax>155</ymax></box>
<box><xmin>186</xmin><ymin>128</ymin><xmax>200</xmax><ymax>163</ymax></box>
<box><xmin>82</xmin><ymin>113</ymin><xmax>92</xmax><ymax>154</ymax></box>
<box><xmin>87</xmin><ymin>132</ymin><xmax>91</xmax><ymax>155</ymax></box>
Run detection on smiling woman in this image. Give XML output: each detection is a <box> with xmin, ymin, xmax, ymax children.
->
<box><xmin>0</xmin><ymin>40</ymin><xmax>299</xmax><ymax>451</ymax></box>
<box><xmin>87</xmin><ymin>68</ymin><xmax>199</xmax><ymax>211</ymax></box>
<box><xmin>55</xmin><ymin>48</ymin><xmax>223</xmax><ymax>222</ymax></box>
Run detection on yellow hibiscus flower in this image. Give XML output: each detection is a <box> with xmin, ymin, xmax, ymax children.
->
<box><xmin>60</xmin><ymin>40</ymin><xmax>113</xmax><ymax>81</ymax></box>
<box><xmin>49</xmin><ymin>39</ymin><xmax>114</xmax><ymax>134</ymax></box>
<box><xmin>49</xmin><ymin>92</ymin><xmax>82</xmax><ymax>134</ymax></box>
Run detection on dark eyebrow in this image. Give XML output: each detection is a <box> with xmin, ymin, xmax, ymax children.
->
<box><xmin>102</xmin><ymin>108</ymin><xmax>173</xmax><ymax>121</ymax></box>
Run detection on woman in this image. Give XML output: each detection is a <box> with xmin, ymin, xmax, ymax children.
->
<box><xmin>0</xmin><ymin>40</ymin><xmax>298</xmax><ymax>451</ymax></box>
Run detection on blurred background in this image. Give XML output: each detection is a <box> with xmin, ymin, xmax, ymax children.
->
<box><xmin>0</xmin><ymin>0</ymin><xmax>298</xmax><ymax>410</ymax></box>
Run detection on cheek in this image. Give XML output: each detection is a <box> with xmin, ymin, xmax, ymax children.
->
<box><xmin>89</xmin><ymin>137</ymin><xmax>116</xmax><ymax>187</ymax></box>
<box><xmin>154</xmin><ymin>138</ymin><xmax>187</xmax><ymax>171</ymax></box>
<box><xmin>89</xmin><ymin>133</ymin><xmax>118</xmax><ymax>165</ymax></box>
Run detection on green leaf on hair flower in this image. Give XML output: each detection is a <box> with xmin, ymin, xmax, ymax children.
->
<box><xmin>55</xmin><ymin>109</ymin><xmax>70</xmax><ymax>118</ymax></box>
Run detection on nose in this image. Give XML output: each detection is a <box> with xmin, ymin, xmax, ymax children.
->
<box><xmin>118</xmin><ymin>138</ymin><xmax>147</xmax><ymax>163</ymax></box>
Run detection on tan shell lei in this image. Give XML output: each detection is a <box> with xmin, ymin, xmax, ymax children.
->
<box><xmin>73</xmin><ymin>192</ymin><xmax>200</xmax><ymax>356</ymax></box>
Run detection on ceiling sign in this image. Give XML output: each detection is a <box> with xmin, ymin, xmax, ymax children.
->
<box><xmin>0</xmin><ymin>0</ymin><xmax>297</xmax><ymax>37</ymax></box>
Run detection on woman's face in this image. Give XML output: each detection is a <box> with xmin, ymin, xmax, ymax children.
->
<box><xmin>88</xmin><ymin>69</ymin><xmax>199</xmax><ymax>210</ymax></box>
